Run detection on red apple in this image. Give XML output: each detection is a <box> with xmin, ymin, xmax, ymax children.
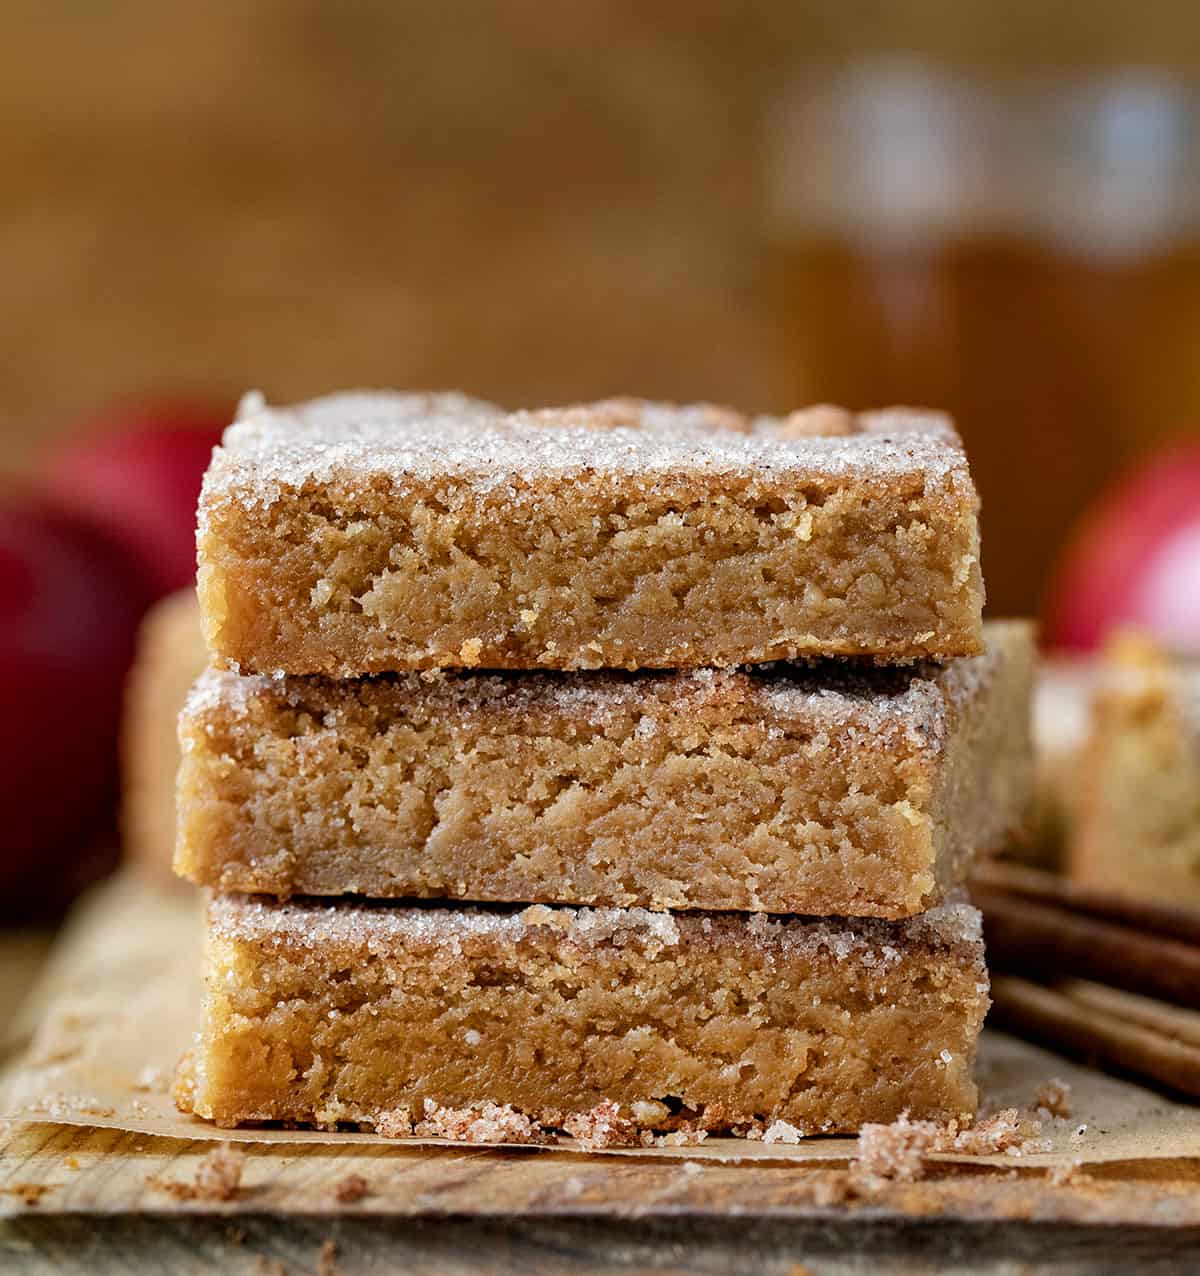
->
<box><xmin>0</xmin><ymin>496</ymin><xmax>147</xmax><ymax>909</ymax></box>
<box><xmin>1044</xmin><ymin>441</ymin><xmax>1200</xmax><ymax>651</ymax></box>
<box><xmin>40</xmin><ymin>399</ymin><xmax>228</xmax><ymax>599</ymax></box>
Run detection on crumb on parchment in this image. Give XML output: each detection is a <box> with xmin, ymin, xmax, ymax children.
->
<box><xmin>335</xmin><ymin>1173</ymin><xmax>369</xmax><ymax>1203</ymax></box>
<box><xmin>1034</xmin><ymin>1078</ymin><xmax>1073</xmax><ymax>1120</ymax></box>
<box><xmin>563</xmin><ymin>1101</ymin><xmax>641</xmax><ymax>1150</ymax></box>
<box><xmin>414</xmin><ymin>1099</ymin><xmax>553</xmax><ymax>1146</ymax></box>
<box><xmin>763</xmin><ymin>1119</ymin><xmax>804</xmax><ymax>1145</ymax></box>
<box><xmin>851</xmin><ymin>1108</ymin><xmax>1048</xmax><ymax>1187</ymax></box>
<box><xmin>147</xmin><ymin>1143</ymin><xmax>245</xmax><ymax>1201</ymax></box>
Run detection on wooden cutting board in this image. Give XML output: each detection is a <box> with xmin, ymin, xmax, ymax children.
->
<box><xmin>4</xmin><ymin>878</ymin><xmax>1200</xmax><ymax>1272</ymax></box>
<box><xmin>3</xmin><ymin>1118</ymin><xmax>1200</xmax><ymax>1273</ymax></box>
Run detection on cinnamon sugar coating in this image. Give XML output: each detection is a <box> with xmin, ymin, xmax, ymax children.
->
<box><xmin>176</xmin><ymin>895</ymin><xmax>988</xmax><ymax>1136</ymax></box>
<box><xmin>175</xmin><ymin>623</ymin><xmax>1032</xmax><ymax>916</ymax></box>
<box><xmin>197</xmin><ymin>392</ymin><xmax>984</xmax><ymax>675</ymax></box>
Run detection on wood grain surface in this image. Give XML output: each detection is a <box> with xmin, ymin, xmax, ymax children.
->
<box><xmin>2</xmin><ymin>1120</ymin><xmax>1200</xmax><ymax>1273</ymax></box>
<box><xmin>4</xmin><ymin>873</ymin><xmax>1200</xmax><ymax>1269</ymax></box>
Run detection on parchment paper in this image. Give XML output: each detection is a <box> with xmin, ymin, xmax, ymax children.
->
<box><xmin>2</xmin><ymin>873</ymin><xmax>1197</xmax><ymax>1166</ymax></box>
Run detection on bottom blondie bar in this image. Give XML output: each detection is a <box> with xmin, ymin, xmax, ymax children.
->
<box><xmin>176</xmin><ymin>895</ymin><xmax>988</xmax><ymax>1137</ymax></box>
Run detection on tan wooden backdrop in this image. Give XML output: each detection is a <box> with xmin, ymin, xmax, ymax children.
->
<box><xmin>7</xmin><ymin>0</ymin><xmax>1200</xmax><ymax>613</ymax></box>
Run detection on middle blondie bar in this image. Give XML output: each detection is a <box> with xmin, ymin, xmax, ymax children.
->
<box><xmin>176</xmin><ymin>622</ymin><xmax>1032</xmax><ymax>917</ymax></box>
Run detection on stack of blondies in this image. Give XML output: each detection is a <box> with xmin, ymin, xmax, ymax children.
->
<box><xmin>173</xmin><ymin>392</ymin><xmax>1033</xmax><ymax>1141</ymax></box>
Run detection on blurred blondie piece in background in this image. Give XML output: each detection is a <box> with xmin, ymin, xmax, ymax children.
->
<box><xmin>1070</xmin><ymin>633</ymin><xmax>1200</xmax><ymax>906</ymax></box>
<box><xmin>121</xmin><ymin>589</ymin><xmax>206</xmax><ymax>883</ymax></box>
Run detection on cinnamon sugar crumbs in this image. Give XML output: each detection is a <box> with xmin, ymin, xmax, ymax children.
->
<box><xmin>734</xmin><ymin>1120</ymin><xmax>767</xmax><ymax>1140</ymax></box>
<box><xmin>563</xmin><ymin>1101</ymin><xmax>641</xmax><ymax>1150</ymax></box>
<box><xmin>952</xmin><ymin>1109</ymin><xmax>1030</xmax><ymax>1155</ymax></box>
<box><xmin>149</xmin><ymin>1143</ymin><xmax>245</xmax><ymax>1201</ymax></box>
<box><xmin>374</xmin><ymin>1108</ymin><xmax>413</xmax><ymax>1138</ymax></box>
<box><xmin>654</xmin><ymin>1126</ymin><xmax>709</xmax><ymax>1148</ymax></box>
<box><xmin>30</xmin><ymin>1093</ymin><xmax>116</xmax><ymax>1120</ymax></box>
<box><xmin>334</xmin><ymin>1173</ymin><xmax>369</xmax><ymax>1203</ymax></box>
<box><xmin>371</xmin><ymin>1098</ymin><xmax>725</xmax><ymax>1149</ymax></box>
<box><xmin>853</xmin><ymin>1114</ymin><xmax>944</xmax><ymax>1185</ymax></box>
<box><xmin>852</xmin><ymin>1108</ymin><xmax>1048</xmax><ymax>1186</ymax></box>
<box><xmin>194</xmin><ymin>1144</ymin><xmax>246</xmax><ymax>1199</ymax></box>
<box><xmin>762</xmin><ymin>1119</ymin><xmax>804</xmax><ymax>1145</ymax></box>
<box><xmin>1034</xmin><ymin>1078</ymin><xmax>1073</xmax><ymax>1119</ymax></box>
<box><xmin>412</xmin><ymin>1099</ymin><xmax>553</xmax><ymax>1145</ymax></box>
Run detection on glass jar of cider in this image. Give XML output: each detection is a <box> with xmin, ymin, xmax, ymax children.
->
<box><xmin>766</xmin><ymin>63</ymin><xmax>1200</xmax><ymax>617</ymax></box>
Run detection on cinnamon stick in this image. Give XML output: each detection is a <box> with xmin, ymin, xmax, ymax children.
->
<box><xmin>1059</xmin><ymin>980</ymin><xmax>1200</xmax><ymax>1050</ymax></box>
<box><xmin>990</xmin><ymin>976</ymin><xmax>1200</xmax><ymax>1099</ymax></box>
<box><xmin>973</xmin><ymin>886</ymin><xmax>1200</xmax><ymax>1010</ymax></box>
<box><xmin>971</xmin><ymin>861</ymin><xmax>1200</xmax><ymax>947</ymax></box>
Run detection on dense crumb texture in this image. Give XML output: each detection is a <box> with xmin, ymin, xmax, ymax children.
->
<box><xmin>196</xmin><ymin>392</ymin><xmax>984</xmax><ymax>674</ymax></box>
<box><xmin>176</xmin><ymin>895</ymin><xmax>987</xmax><ymax>1136</ymax></box>
<box><xmin>122</xmin><ymin>589</ymin><xmax>208</xmax><ymax>880</ymax></box>
<box><xmin>1070</xmin><ymin>633</ymin><xmax>1200</xmax><ymax>905</ymax></box>
<box><xmin>175</xmin><ymin>623</ymin><xmax>1032</xmax><ymax>916</ymax></box>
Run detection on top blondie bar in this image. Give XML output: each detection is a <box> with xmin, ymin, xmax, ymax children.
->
<box><xmin>197</xmin><ymin>391</ymin><xmax>984</xmax><ymax>675</ymax></box>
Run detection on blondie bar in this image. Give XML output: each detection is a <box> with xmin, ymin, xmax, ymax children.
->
<box><xmin>1070</xmin><ymin>633</ymin><xmax>1200</xmax><ymax>905</ymax></box>
<box><xmin>176</xmin><ymin>894</ymin><xmax>987</xmax><ymax>1136</ymax></box>
<box><xmin>175</xmin><ymin>622</ymin><xmax>1032</xmax><ymax>917</ymax></box>
<box><xmin>122</xmin><ymin>589</ymin><xmax>207</xmax><ymax>880</ymax></box>
<box><xmin>197</xmin><ymin>392</ymin><xmax>984</xmax><ymax>675</ymax></box>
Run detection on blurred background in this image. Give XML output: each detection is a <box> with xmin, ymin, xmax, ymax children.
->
<box><xmin>3</xmin><ymin>1</ymin><xmax>1200</xmax><ymax>932</ymax></box>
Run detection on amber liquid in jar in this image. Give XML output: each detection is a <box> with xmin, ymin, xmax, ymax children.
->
<box><xmin>769</xmin><ymin>70</ymin><xmax>1200</xmax><ymax>616</ymax></box>
<box><xmin>778</xmin><ymin>236</ymin><xmax>1200</xmax><ymax>616</ymax></box>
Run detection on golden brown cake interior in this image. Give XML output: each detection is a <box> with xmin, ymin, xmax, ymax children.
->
<box><xmin>177</xmin><ymin>894</ymin><xmax>988</xmax><ymax>1137</ymax></box>
<box><xmin>197</xmin><ymin>393</ymin><xmax>984</xmax><ymax>675</ymax></box>
<box><xmin>174</xmin><ymin>622</ymin><xmax>1032</xmax><ymax>916</ymax></box>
